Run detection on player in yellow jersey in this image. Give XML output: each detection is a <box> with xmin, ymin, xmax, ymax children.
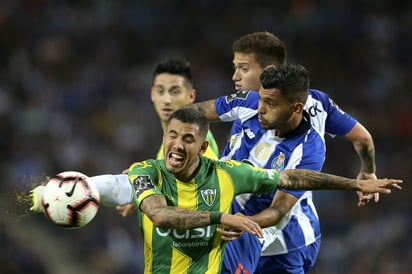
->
<box><xmin>150</xmin><ymin>58</ymin><xmax>218</xmax><ymax>160</ymax></box>
<box><xmin>29</xmin><ymin>107</ymin><xmax>402</xmax><ymax>274</ymax></box>
<box><xmin>116</xmin><ymin>57</ymin><xmax>219</xmax><ymax>217</ymax></box>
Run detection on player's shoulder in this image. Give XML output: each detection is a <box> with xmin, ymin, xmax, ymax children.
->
<box><xmin>205</xmin><ymin>157</ymin><xmax>251</xmax><ymax>172</ymax></box>
<box><xmin>308</xmin><ymin>88</ymin><xmax>330</xmax><ymax>100</ymax></box>
<box><xmin>220</xmin><ymin>90</ymin><xmax>258</xmax><ymax>106</ymax></box>
<box><xmin>307</xmin><ymin>88</ymin><xmax>337</xmax><ymax>111</ymax></box>
<box><xmin>129</xmin><ymin>158</ymin><xmax>159</xmax><ymax>171</ymax></box>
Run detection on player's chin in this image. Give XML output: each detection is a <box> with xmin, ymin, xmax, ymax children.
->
<box><xmin>258</xmin><ymin>121</ymin><xmax>269</xmax><ymax>129</ymax></box>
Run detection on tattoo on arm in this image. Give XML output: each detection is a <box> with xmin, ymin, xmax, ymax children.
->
<box><xmin>193</xmin><ymin>100</ymin><xmax>219</xmax><ymax>121</ymax></box>
<box><xmin>359</xmin><ymin>146</ymin><xmax>376</xmax><ymax>173</ymax></box>
<box><xmin>141</xmin><ymin>195</ymin><xmax>212</xmax><ymax>229</ymax></box>
<box><xmin>278</xmin><ymin>169</ymin><xmax>359</xmax><ymax>191</ymax></box>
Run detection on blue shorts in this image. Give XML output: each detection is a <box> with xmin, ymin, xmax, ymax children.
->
<box><xmin>221</xmin><ymin>231</ymin><xmax>262</xmax><ymax>274</ymax></box>
<box><xmin>255</xmin><ymin>238</ymin><xmax>321</xmax><ymax>274</ymax></box>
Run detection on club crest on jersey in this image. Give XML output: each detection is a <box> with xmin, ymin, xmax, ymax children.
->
<box><xmin>225</xmin><ymin>90</ymin><xmax>249</xmax><ymax>103</ymax></box>
<box><xmin>271</xmin><ymin>152</ymin><xmax>285</xmax><ymax>171</ymax></box>
<box><xmin>201</xmin><ymin>189</ymin><xmax>217</xmax><ymax>206</ymax></box>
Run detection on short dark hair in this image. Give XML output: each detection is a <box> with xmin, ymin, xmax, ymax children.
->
<box><xmin>232</xmin><ymin>32</ymin><xmax>287</xmax><ymax>68</ymax></box>
<box><xmin>167</xmin><ymin>107</ymin><xmax>209</xmax><ymax>140</ymax></box>
<box><xmin>260</xmin><ymin>64</ymin><xmax>309</xmax><ymax>104</ymax></box>
<box><xmin>153</xmin><ymin>58</ymin><xmax>193</xmax><ymax>87</ymax></box>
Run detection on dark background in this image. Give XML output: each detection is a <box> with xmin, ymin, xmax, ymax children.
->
<box><xmin>1</xmin><ymin>1</ymin><xmax>411</xmax><ymax>273</ymax></box>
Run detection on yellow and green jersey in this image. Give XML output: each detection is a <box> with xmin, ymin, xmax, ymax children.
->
<box><xmin>128</xmin><ymin>157</ymin><xmax>279</xmax><ymax>274</ymax></box>
<box><xmin>156</xmin><ymin>129</ymin><xmax>219</xmax><ymax>160</ymax></box>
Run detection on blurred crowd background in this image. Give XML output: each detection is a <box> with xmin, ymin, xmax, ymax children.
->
<box><xmin>0</xmin><ymin>1</ymin><xmax>411</xmax><ymax>273</ymax></box>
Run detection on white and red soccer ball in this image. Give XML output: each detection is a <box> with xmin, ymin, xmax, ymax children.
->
<box><xmin>41</xmin><ymin>171</ymin><xmax>99</xmax><ymax>229</ymax></box>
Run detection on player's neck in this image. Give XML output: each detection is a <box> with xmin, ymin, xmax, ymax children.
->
<box><xmin>275</xmin><ymin>115</ymin><xmax>302</xmax><ymax>137</ymax></box>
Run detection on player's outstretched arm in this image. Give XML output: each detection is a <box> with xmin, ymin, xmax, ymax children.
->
<box><xmin>278</xmin><ymin>169</ymin><xmax>402</xmax><ymax>193</ymax></box>
<box><xmin>141</xmin><ymin>194</ymin><xmax>262</xmax><ymax>237</ymax></box>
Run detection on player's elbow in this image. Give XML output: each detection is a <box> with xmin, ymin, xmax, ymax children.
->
<box><xmin>346</xmin><ymin>123</ymin><xmax>374</xmax><ymax>148</ymax></box>
<box><xmin>148</xmin><ymin>214</ymin><xmax>170</xmax><ymax>227</ymax></box>
<box><xmin>255</xmin><ymin>207</ymin><xmax>288</xmax><ymax>228</ymax></box>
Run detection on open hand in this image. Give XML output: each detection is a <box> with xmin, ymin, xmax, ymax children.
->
<box><xmin>219</xmin><ymin>213</ymin><xmax>263</xmax><ymax>238</ymax></box>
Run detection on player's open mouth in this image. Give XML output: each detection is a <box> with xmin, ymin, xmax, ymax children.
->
<box><xmin>169</xmin><ymin>153</ymin><xmax>184</xmax><ymax>167</ymax></box>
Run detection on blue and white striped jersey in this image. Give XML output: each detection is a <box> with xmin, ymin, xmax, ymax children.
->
<box><xmin>221</xmin><ymin>89</ymin><xmax>357</xmax><ymax>159</ymax></box>
<box><xmin>216</xmin><ymin>90</ymin><xmax>356</xmax><ymax>255</ymax></box>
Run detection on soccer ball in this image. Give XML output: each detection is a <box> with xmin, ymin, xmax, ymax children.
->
<box><xmin>41</xmin><ymin>171</ymin><xmax>100</xmax><ymax>229</ymax></box>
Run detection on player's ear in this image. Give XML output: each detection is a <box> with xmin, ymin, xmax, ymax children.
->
<box><xmin>199</xmin><ymin>141</ymin><xmax>209</xmax><ymax>156</ymax></box>
<box><xmin>189</xmin><ymin>88</ymin><xmax>196</xmax><ymax>103</ymax></box>
<box><xmin>150</xmin><ymin>87</ymin><xmax>156</xmax><ymax>102</ymax></box>
<box><xmin>292</xmin><ymin>102</ymin><xmax>304</xmax><ymax>113</ymax></box>
<box><xmin>264</xmin><ymin>64</ymin><xmax>276</xmax><ymax>69</ymax></box>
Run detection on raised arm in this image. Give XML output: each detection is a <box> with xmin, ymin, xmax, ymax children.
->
<box><xmin>277</xmin><ymin>169</ymin><xmax>401</xmax><ymax>193</ymax></box>
<box><xmin>345</xmin><ymin>122</ymin><xmax>379</xmax><ymax>206</ymax></box>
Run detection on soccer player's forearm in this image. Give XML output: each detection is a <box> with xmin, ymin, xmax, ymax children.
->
<box><xmin>278</xmin><ymin>169</ymin><xmax>360</xmax><ymax>191</ymax></box>
<box><xmin>249</xmin><ymin>191</ymin><xmax>297</xmax><ymax>228</ymax></box>
<box><xmin>188</xmin><ymin>100</ymin><xmax>220</xmax><ymax>121</ymax></box>
<box><xmin>142</xmin><ymin>195</ymin><xmax>219</xmax><ymax>229</ymax></box>
<box><xmin>355</xmin><ymin>142</ymin><xmax>376</xmax><ymax>174</ymax></box>
<box><xmin>278</xmin><ymin>169</ymin><xmax>402</xmax><ymax>193</ymax></box>
<box><xmin>346</xmin><ymin>122</ymin><xmax>376</xmax><ymax>174</ymax></box>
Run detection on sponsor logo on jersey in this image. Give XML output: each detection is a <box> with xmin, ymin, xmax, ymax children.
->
<box><xmin>224</xmin><ymin>160</ymin><xmax>242</xmax><ymax>168</ymax></box>
<box><xmin>307</xmin><ymin>102</ymin><xmax>322</xmax><ymax>117</ymax></box>
<box><xmin>271</xmin><ymin>152</ymin><xmax>285</xmax><ymax>170</ymax></box>
<box><xmin>225</xmin><ymin>90</ymin><xmax>249</xmax><ymax>103</ymax></box>
<box><xmin>244</xmin><ymin>128</ymin><xmax>255</xmax><ymax>139</ymax></box>
<box><xmin>156</xmin><ymin>225</ymin><xmax>213</xmax><ymax>239</ymax></box>
<box><xmin>254</xmin><ymin>142</ymin><xmax>271</xmax><ymax>160</ymax></box>
<box><xmin>201</xmin><ymin>189</ymin><xmax>217</xmax><ymax>206</ymax></box>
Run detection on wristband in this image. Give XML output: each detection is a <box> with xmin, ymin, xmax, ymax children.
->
<box><xmin>210</xmin><ymin>211</ymin><xmax>223</xmax><ymax>224</ymax></box>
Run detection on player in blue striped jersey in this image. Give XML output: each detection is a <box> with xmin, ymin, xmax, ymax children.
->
<box><xmin>221</xmin><ymin>32</ymin><xmax>377</xmax><ymax>274</ymax></box>
<box><xmin>192</xmin><ymin>64</ymin><xmax>328</xmax><ymax>273</ymax></box>
<box><xmin>191</xmin><ymin>61</ymin><xmax>377</xmax><ymax>273</ymax></box>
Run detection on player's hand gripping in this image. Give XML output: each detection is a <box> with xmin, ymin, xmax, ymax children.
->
<box><xmin>29</xmin><ymin>185</ymin><xmax>45</xmax><ymax>213</ymax></box>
